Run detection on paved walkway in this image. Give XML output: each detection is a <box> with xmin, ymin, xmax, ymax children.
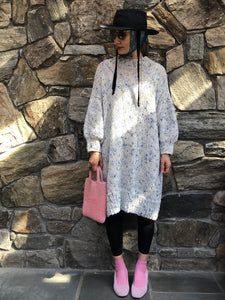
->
<box><xmin>0</xmin><ymin>268</ymin><xmax>224</xmax><ymax>300</ymax></box>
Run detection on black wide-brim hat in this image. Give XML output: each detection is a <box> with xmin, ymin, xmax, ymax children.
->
<box><xmin>100</xmin><ymin>9</ymin><xmax>159</xmax><ymax>35</ymax></box>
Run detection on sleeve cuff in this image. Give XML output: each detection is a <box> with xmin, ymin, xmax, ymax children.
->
<box><xmin>160</xmin><ymin>143</ymin><xmax>174</xmax><ymax>155</ymax></box>
<box><xmin>86</xmin><ymin>139</ymin><xmax>101</xmax><ymax>153</ymax></box>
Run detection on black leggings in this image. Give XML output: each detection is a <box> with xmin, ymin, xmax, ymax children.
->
<box><xmin>105</xmin><ymin>210</ymin><xmax>155</xmax><ymax>256</ymax></box>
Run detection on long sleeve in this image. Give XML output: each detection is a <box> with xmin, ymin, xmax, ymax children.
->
<box><xmin>83</xmin><ymin>62</ymin><xmax>104</xmax><ymax>153</ymax></box>
<box><xmin>156</xmin><ymin>65</ymin><xmax>179</xmax><ymax>155</ymax></box>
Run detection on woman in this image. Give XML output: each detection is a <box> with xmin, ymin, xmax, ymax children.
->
<box><xmin>83</xmin><ymin>9</ymin><xmax>178</xmax><ymax>299</ymax></box>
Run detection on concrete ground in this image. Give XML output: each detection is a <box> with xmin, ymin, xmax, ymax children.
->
<box><xmin>0</xmin><ymin>268</ymin><xmax>224</xmax><ymax>300</ymax></box>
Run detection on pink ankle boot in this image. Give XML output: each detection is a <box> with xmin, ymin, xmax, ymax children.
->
<box><xmin>131</xmin><ymin>258</ymin><xmax>149</xmax><ymax>298</ymax></box>
<box><xmin>113</xmin><ymin>256</ymin><xmax>129</xmax><ymax>297</ymax></box>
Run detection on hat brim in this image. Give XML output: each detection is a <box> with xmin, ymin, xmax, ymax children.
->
<box><xmin>100</xmin><ymin>24</ymin><xmax>159</xmax><ymax>35</ymax></box>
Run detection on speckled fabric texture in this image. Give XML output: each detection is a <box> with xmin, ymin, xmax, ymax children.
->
<box><xmin>83</xmin><ymin>55</ymin><xmax>178</xmax><ymax>220</ymax></box>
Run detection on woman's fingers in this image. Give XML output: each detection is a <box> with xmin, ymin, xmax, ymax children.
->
<box><xmin>160</xmin><ymin>155</ymin><xmax>171</xmax><ymax>174</ymax></box>
<box><xmin>88</xmin><ymin>152</ymin><xmax>103</xmax><ymax>171</ymax></box>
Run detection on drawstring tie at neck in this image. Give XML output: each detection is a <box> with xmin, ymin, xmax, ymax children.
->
<box><xmin>112</xmin><ymin>30</ymin><xmax>142</xmax><ymax>107</ymax></box>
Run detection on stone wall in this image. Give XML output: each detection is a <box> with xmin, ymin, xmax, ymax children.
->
<box><xmin>0</xmin><ymin>0</ymin><xmax>225</xmax><ymax>271</ymax></box>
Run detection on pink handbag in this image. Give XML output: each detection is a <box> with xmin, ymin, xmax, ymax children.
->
<box><xmin>82</xmin><ymin>165</ymin><xmax>107</xmax><ymax>223</ymax></box>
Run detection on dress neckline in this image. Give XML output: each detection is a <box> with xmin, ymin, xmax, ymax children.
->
<box><xmin>117</xmin><ymin>55</ymin><xmax>147</xmax><ymax>65</ymax></box>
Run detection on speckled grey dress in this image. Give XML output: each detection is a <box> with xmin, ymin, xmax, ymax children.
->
<box><xmin>83</xmin><ymin>55</ymin><xmax>178</xmax><ymax>220</ymax></box>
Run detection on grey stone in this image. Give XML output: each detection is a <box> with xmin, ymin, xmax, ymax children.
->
<box><xmin>68</xmin><ymin>88</ymin><xmax>91</xmax><ymax>123</ymax></box>
<box><xmin>174</xmin><ymin>157</ymin><xmax>225</xmax><ymax>190</ymax></box>
<box><xmin>205</xmin><ymin>141</ymin><xmax>225</xmax><ymax>157</ymax></box>
<box><xmin>41</xmin><ymin>160</ymin><xmax>89</xmax><ymax>204</ymax></box>
<box><xmin>2</xmin><ymin>175</ymin><xmax>44</xmax><ymax>208</ymax></box>
<box><xmin>27</xmin><ymin>6</ymin><xmax>54</xmax><ymax>42</ymax></box>
<box><xmin>0</xmin><ymin>208</ymin><xmax>9</xmax><ymax>228</ymax></box>
<box><xmin>64</xmin><ymin>238</ymin><xmax>112</xmax><ymax>269</ymax></box>
<box><xmin>160</xmin><ymin>258</ymin><xmax>216</xmax><ymax>271</ymax></box>
<box><xmin>218</xmin><ymin>0</ymin><xmax>225</xmax><ymax>6</ymax></box>
<box><xmin>209</xmin><ymin>230</ymin><xmax>220</xmax><ymax>248</ymax></box>
<box><xmin>47</xmin><ymin>86</ymin><xmax>70</xmax><ymax>97</ymax></box>
<box><xmin>47</xmin><ymin>221</ymin><xmax>73</xmax><ymax>234</ymax></box>
<box><xmin>71</xmin><ymin>207</ymin><xmax>83</xmax><ymax>222</ymax></box>
<box><xmin>152</xmin><ymin>3</ymin><xmax>186</xmax><ymax>44</ymax></box>
<box><xmin>177</xmin><ymin>111</ymin><xmax>225</xmax><ymax>139</ymax></box>
<box><xmin>37</xmin><ymin>56</ymin><xmax>99</xmax><ymax>86</ymax></box>
<box><xmin>11</xmin><ymin>208</ymin><xmax>46</xmax><ymax>233</ymax></box>
<box><xmin>23</xmin><ymin>96</ymin><xmax>67</xmax><ymax>139</ymax></box>
<box><xmin>211</xmin><ymin>203</ymin><xmax>225</xmax><ymax>222</ymax></box>
<box><xmin>159</xmin><ymin>247</ymin><xmax>216</xmax><ymax>258</ymax></box>
<box><xmin>12</xmin><ymin>0</ymin><xmax>28</xmax><ymax>24</ymax></box>
<box><xmin>147</xmin><ymin>50</ymin><xmax>165</xmax><ymax>65</ymax></box>
<box><xmin>47</xmin><ymin>134</ymin><xmax>77</xmax><ymax>163</ymax></box>
<box><xmin>217</xmin><ymin>76</ymin><xmax>225</xmax><ymax>110</ymax></box>
<box><xmin>0</xmin><ymin>250</ymin><xmax>26</xmax><ymax>267</ymax></box>
<box><xmin>56</xmin><ymin>247</ymin><xmax>64</xmax><ymax>267</ymax></box>
<box><xmin>0</xmin><ymin>50</ymin><xmax>18</xmax><ymax>82</ymax></box>
<box><xmin>165</xmin><ymin>0</ymin><xmax>225</xmax><ymax>30</ymax></box>
<box><xmin>158</xmin><ymin>193</ymin><xmax>213</xmax><ymax>219</ymax></box>
<box><xmin>39</xmin><ymin>204</ymin><xmax>71</xmax><ymax>220</ymax></box>
<box><xmin>0</xmin><ymin>141</ymin><xmax>49</xmax><ymax>185</ymax></box>
<box><xmin>23</xmin><ymin>36</ymin><xmax>62</xmax><ymax>69</ymax></box>
<box><xmin>54</xmin><ymin>21</ymin><xmax>71</xmax><ymax>48</ymax></box>
<box><xmin>194</xmin><ymin>248</ymin><xmax>216</xmax><ymax>258</ymax></box>
<box><xmin>205</xmin><ymin>48</ymin><xmax>225</xmax><ymax>75</ymax></box>
<box><xmin>205</xmin><ymin>25</ymin><xmax>225</xmax><ymax>48</ymax></box>
<box><xmin>0</xmin><ymin>229</ymin><xmax>11</xmax><ymax>250</ymax></box>
<box><xmin>104</xmin><ymin>42</ymin><xmax>116</xmax><ymax>58</ymax></box>
<box><xmin>70</xmin><ymin>0</ymin><xmax>124</xmax><ymax>44</ymax></box>
<box><xmin>147</xmin><ymin>12</ymin><xmax>176</xmax><ymax>49</ymax></box>
<box><xmin>216</xmin><ymin>244</ymin><xmax>225</xmax><ymax>272</ymax></box>
<box><xmin>64</xmin><ymin>44</ymin><xmax>106</xmax><ymax>56</ymax></box>
<box><xmin>71</xmin><ymin>216</ymin><xmax>107</xmax><ymax>243</ymax></box>
<box><xmin>0</xmin><ymin>26</ymin><xmax>26</xmax><ymax>51</ymax></box>
<box><xmin>0</xmin><ymin>83</ymin><xmax>37</xmax><ymax>154</ymax></box>
<box><xmin>7</xmin><ymin>58</ymin><xmax>46</xmax><ymax>106</ymax></box>
<box><xmin>25</xmin><ymin>249</ymin><xmax>59</xmax><ymax>267</ymax></box>
<box><xmin>0</xmin><ymin>1</ymin><xmax>11</xmax><ymax>28</ymax></box>
<box><xmin>172</xmin><ymin>141</ymin><xmax>204</xmax><ymax>164</ymax></box>
<box><xmin>158</xmin><ymin>247</ymin><xmax>177</xmax><ymax>257</ymax></box>
<box><xmin>169</xmin><ymin>63</ymin><xmax>216</xmax><ymax>110</ymax></box>
<box><xmin>46</xmin><ymin>0</ymin><xmax>68</xmax><ymax>21</ymax></box>
<box><xmin>30</xmin><ymin>0</ymin><xmax>45</xmax><ymax>5</ymax></box>
<box><xmin>156</xmin><ymin>219</ymin><xmax>217</xmax><ymax>247</ymax></box>
<box><xmin>213</xmin><ymin>191</ymin><xmax>225</xmax><ymax>207</ymax></box>
<box><xmin>123</xmin><ymin>229</ymin><xmax>138</xmax><ymax>253</ymax></box>
<box><xmin>13</xmin><ymin>234</ymin><xmax>63</xmax><ymax>250</ymax></box>
<box><xmin>166</xmin><ymin>45</ymin><xmax>184</xmax><ymax>72</ymax></box>
<box><xmin>124</xmin><ymin>0</ymin><xmax>160</xmax><ymax>9</ymax></box>
<box><xmin>187</xmin><ymin>34</ymin><xmax>204</xmax><ymax>60</ymax></box>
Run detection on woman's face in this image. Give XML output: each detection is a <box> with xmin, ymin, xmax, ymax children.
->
<box><xmin>113</xmin><ymin>30</ymin><xmax>130</xmax><ymax>55</ymax></box>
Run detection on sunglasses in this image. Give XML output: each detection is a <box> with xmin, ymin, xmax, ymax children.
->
<box><xmin>110</xmin><ymin>30</ymin><xmax>130</xmax><ymax>40</ymax></box>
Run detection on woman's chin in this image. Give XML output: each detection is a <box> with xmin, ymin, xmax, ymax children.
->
<box><xmin>118</xmin><ymin>49</ymin><xmax>128</xmax><ymax>55</ymax></box>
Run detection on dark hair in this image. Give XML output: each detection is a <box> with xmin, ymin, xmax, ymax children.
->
<box><xmin>141</xmin><ymin>41</ymin><xmax>148</xmax><ymax>56</ymax></box>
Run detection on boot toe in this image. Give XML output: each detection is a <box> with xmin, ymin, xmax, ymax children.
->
<box><xmin>113</xmin><ymin>271</ymin><xmax>129</xmax><ymax>297</ymax></box>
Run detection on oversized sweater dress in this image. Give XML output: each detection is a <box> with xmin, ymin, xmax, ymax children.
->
<box><xmin>83</xmin><ymin>55</ymin><xmax>178</xmax><ymax>220</ymax></box>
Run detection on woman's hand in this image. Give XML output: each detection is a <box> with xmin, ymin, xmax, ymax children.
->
<box><xmin>88</xmin><ymin>151</ymin><xmax>103</xmax><ymax>172</ymax></box>
<box><xmin>160</xmin><ymin>154</ymin><xmax>171</xmax><ymax>174</ymax></box>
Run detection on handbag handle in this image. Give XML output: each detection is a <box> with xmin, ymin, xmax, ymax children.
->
<box><xmin>89</xmin><ymin>165</ymin><xmax>103</xmax><ymax>182</ymax></box>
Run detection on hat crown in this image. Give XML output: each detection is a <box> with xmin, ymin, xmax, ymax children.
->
<box><xmin>113</xmin><ymin>9</ymin><xmax>147</xmax><ymax>30</ymax></box>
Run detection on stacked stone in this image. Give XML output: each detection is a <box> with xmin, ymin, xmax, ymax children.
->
<box><xmin>0</xmin><ymin>0</ymin><xmax>225</xmax><ymax>270</ymax></box>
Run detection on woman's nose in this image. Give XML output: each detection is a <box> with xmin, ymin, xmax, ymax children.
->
<box><xmin>114</xmin><ymin>36</ymin><xmax>122</xmax><ymax>44</ymax></box>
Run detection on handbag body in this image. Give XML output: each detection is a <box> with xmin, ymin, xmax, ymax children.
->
<box><xmin>82</xmin><ymin>165</ymin><xmax>107</xmax><ymax>223</ymax></box>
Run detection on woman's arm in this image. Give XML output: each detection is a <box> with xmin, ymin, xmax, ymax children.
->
<box><xmin>83</xmin><ymin>62</ymin><xmax>104</xmax><ymax>153</ymax></box>
<box><xmin>156</xmin><ymin>65</ymin><xmax>179</xmax><ymax>156</ymax></box>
